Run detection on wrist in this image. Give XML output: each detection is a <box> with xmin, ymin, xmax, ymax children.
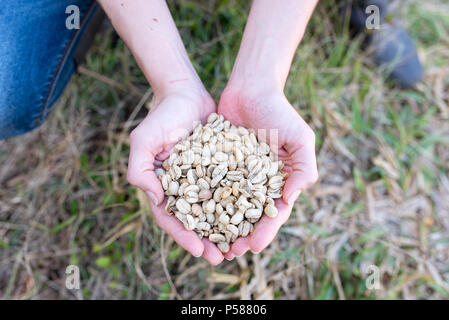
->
<box><xmin>226</xmin><ymin>73</ymin><xmax>283</xmax><ymax>102</ymax></box>
<box><xmin>228</xmin><ymin>40</ymin><xmax>287</xmax><ymax>95</ymax></box>
<box><xmin>154</xmin><ymin>76</ymin><xmax>207</xmax><ymax>102</ymax></box>
<box><xmin>220</xmin><ymin>80</ymin><xmax>285</xmax><ymax>116</ymax></box>
<box><xmin>156</xmin><ymin>83</ymin><xmax>215</xmax><ymax>117</ymax></box>
<box><xmin>224</xmin><ymin>66</ymin><xmax>285</xmax><ymax>105</ymax></box>
<box><xmin>226</xmin><ymin>32</ymin><xmax>297</xmax><ymax>98</ymax></box>
<box><xmin>133</xmin><ymin>42</ymin><xmax>204</xmax><ymax>101</ymax></box>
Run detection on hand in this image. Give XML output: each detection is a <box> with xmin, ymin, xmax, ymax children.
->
<box><xmin>127</xmin><ymin>88</ymin><xmax>225</xmax><ymax>265</ymax></box>
<box><xmin>217</xmin><ymin>87</ymin><xmax>318</xmax><ymax>259</ymax></box>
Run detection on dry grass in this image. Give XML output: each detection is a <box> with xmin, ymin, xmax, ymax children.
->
<box><xmin>1</xmin><ymin>0</ymin><xmax>448</xmax><ymax>299</ymax></box>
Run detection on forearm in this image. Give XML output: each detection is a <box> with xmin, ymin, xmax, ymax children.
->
<box><xmin>228</xmin><ymin>0</ymin><xmax>318</xmax><ymax>94</ymax></box>
<box><xmin>98</xmin><ymin>0</ymin><xmax>205</xmax><ymax>99</ymax></box>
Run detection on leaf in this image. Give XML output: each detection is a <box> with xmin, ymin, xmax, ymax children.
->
<box><xmin>51</xmin><ymin>215</ymin><xmax>76</xmax><ymax>235</ymax></box>
<box><xmin>95</xmin><ymin>256</ymin><xmax>111</xmax><ymax>268</ymax></box>
<box><xmin>353</xmin><ymin>168</ymin><xmax>365</xmax><ymax>192</ymax></box>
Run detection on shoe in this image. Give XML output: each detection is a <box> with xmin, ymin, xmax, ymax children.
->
<box><xmin>344</xmin><ymin>0</ymin><xmax>423</xmax><ymax>88</ymax></box>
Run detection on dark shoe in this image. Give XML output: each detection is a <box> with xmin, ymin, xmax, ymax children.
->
<box><xmin>369</xmin><ymin>21</ymin><xmax>423</xmax><ymax>88</ymax></box>
<box><xmin>344</xmin><ymin>0</ymin><xmax>423</xmax><ymax>88</ymax></box>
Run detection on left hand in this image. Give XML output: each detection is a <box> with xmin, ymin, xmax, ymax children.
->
<box><xmin>217</xmin><ymin>87</ymin><xmax>318</xmax><ymax>259</ymax></box>
<box><xmin>127</xmin><ymin>89</ymin><xmax>225</xmax><ymax>265</ymax></box>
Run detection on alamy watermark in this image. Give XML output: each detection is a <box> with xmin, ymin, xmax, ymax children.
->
<box><xmin>66</xmin><ymin>5</ymin><xmax>80</xmax><ymax>30</ymax></box>
<box><xmin>365</xmin><ymin>5</ymin><xmax>380</xmax><ymax>30</ymax></box>
<box><xmin>362</xmin><ymin>263</ymin><xmax>381</xmax><ymax>290</ymax></box>
<box><xmin>65</xmin><ymin>264</ymin><xmax>81</xmax><ymax>290</ymax></box>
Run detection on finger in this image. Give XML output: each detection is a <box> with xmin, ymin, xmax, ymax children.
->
<box><xmin>155</xmin><ymin>150</ymin><xmax>171</xmax><ymax>162</ymax></box>
<box><xmin>151</xmin><ymin>204</ymin><xmax>204</xmax><ymax>257</ymax></box>
<box><xmin>154</xmin><ymin>159</ymin><xmax>163</xmax><ymax>167</ymax></box>
<box><xmin>224</xmin><ymin>251</ymin><xmax>235</xmax><ymax>261</ymax></box>
<box><xmin>282</xmin><ymin>132</ymin><xmax>318</xmax><ymax>206</ymax></box>
<box><xmin>201</xmin><ymin>239</ymin><xmax>224</xmax><ymax>265</ymax></box>
<box><xmin>231</xmin><ymin>236</ymin><xmax>250</xmax><ymax>257</ymax></box>
<box><xmin>127</xmin><ymin>132</ymin><xmax>165</xmax><ymax>206</ymax></box>
<box><xmin>249</xmin><ymin>199</ymin><xmax>292</xmax><ymax>253</ymax></box>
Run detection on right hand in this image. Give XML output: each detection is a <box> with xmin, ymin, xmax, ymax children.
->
<box><xmin>217</xmin><ymin>86</ymin><xmax>318</xmax><ymax>259</ymax></box>
<box><xmin>126</xmin><ymin>88</ymin><xmax>225</xmax><ymax>265</ymax></box>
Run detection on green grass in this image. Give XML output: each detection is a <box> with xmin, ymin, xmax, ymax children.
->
<box><xmin>1</xmin><ymin>0</ymin><xmax>449</xmax><ymax>300</ymax></box>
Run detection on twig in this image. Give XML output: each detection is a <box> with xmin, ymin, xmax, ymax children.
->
<box><xmin>160</xmin><ymin>232</ymin><xmax>182</xmax><ymax>300</ymax></box>
<box><xmin>78</xmin><ymin>65</ymin><xmax>144</xmax><ymax>98</ymax></box>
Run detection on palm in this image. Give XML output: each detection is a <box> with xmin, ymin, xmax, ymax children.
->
<box><xmin>218</xmin><ymin>93</ymin><xmax>318</xmax><ymax>257</ymax></box>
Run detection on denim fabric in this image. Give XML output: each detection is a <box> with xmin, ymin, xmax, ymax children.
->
<box><xmin>0</xmin><ymin>0</ymin><xmax>96</xmax><ymax>140</ymax></box>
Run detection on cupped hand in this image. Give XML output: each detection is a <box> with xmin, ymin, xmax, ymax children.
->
<box><xmin>127</xmin><ymin>89</ymin><xmax>225</xmax><ymax>265</ymax></box>
<box><xmin>217</xmin><ymin>88</ymin><xmax>318</xmax><ymax>259</ymax></box>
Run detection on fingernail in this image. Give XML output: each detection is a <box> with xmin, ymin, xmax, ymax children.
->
<box><xmin>193</xmin><ymin>252</ymin><xmax>202</xmax><ymax>258</ymax></box>
<box><xmin>250</xmin><ymin>250</ymin><xmax>260</xmax><ymax>255</ymax></box>
<box><xmin>288</xmin><ymin>190</ymin><xmax>301</xmax><ymax>206</ymax></box>
<box><xmin>146</xmin><ymin>191</ymin><xmax>159</xmax><ymax>206</ymax></box>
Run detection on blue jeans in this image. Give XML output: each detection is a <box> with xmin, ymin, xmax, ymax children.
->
<box><xmin>0</xmin><ymin>0</ymin><xmax>97</xmax><ymax>140</ymax></box>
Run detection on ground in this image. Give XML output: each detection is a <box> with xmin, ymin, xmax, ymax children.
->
<box><xmin>1</xmin><ymin>0</ymin><xmax>449</xmax><ymax>299</ymax></box>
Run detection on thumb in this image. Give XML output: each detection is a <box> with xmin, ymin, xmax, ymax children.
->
<box><xmin>282</xmin><ymin>131</ymin><xmax>318</xmax><ymax>206</ymax></box>
<box><xmin>127</xmin><ymin>134</ymin><xmax>165</xmax><ymax>206</ymax></box>
<box><xmin>282</xmin><ymin>172</ymin><xmax>304</xmax><ymax>206</ymax></box>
